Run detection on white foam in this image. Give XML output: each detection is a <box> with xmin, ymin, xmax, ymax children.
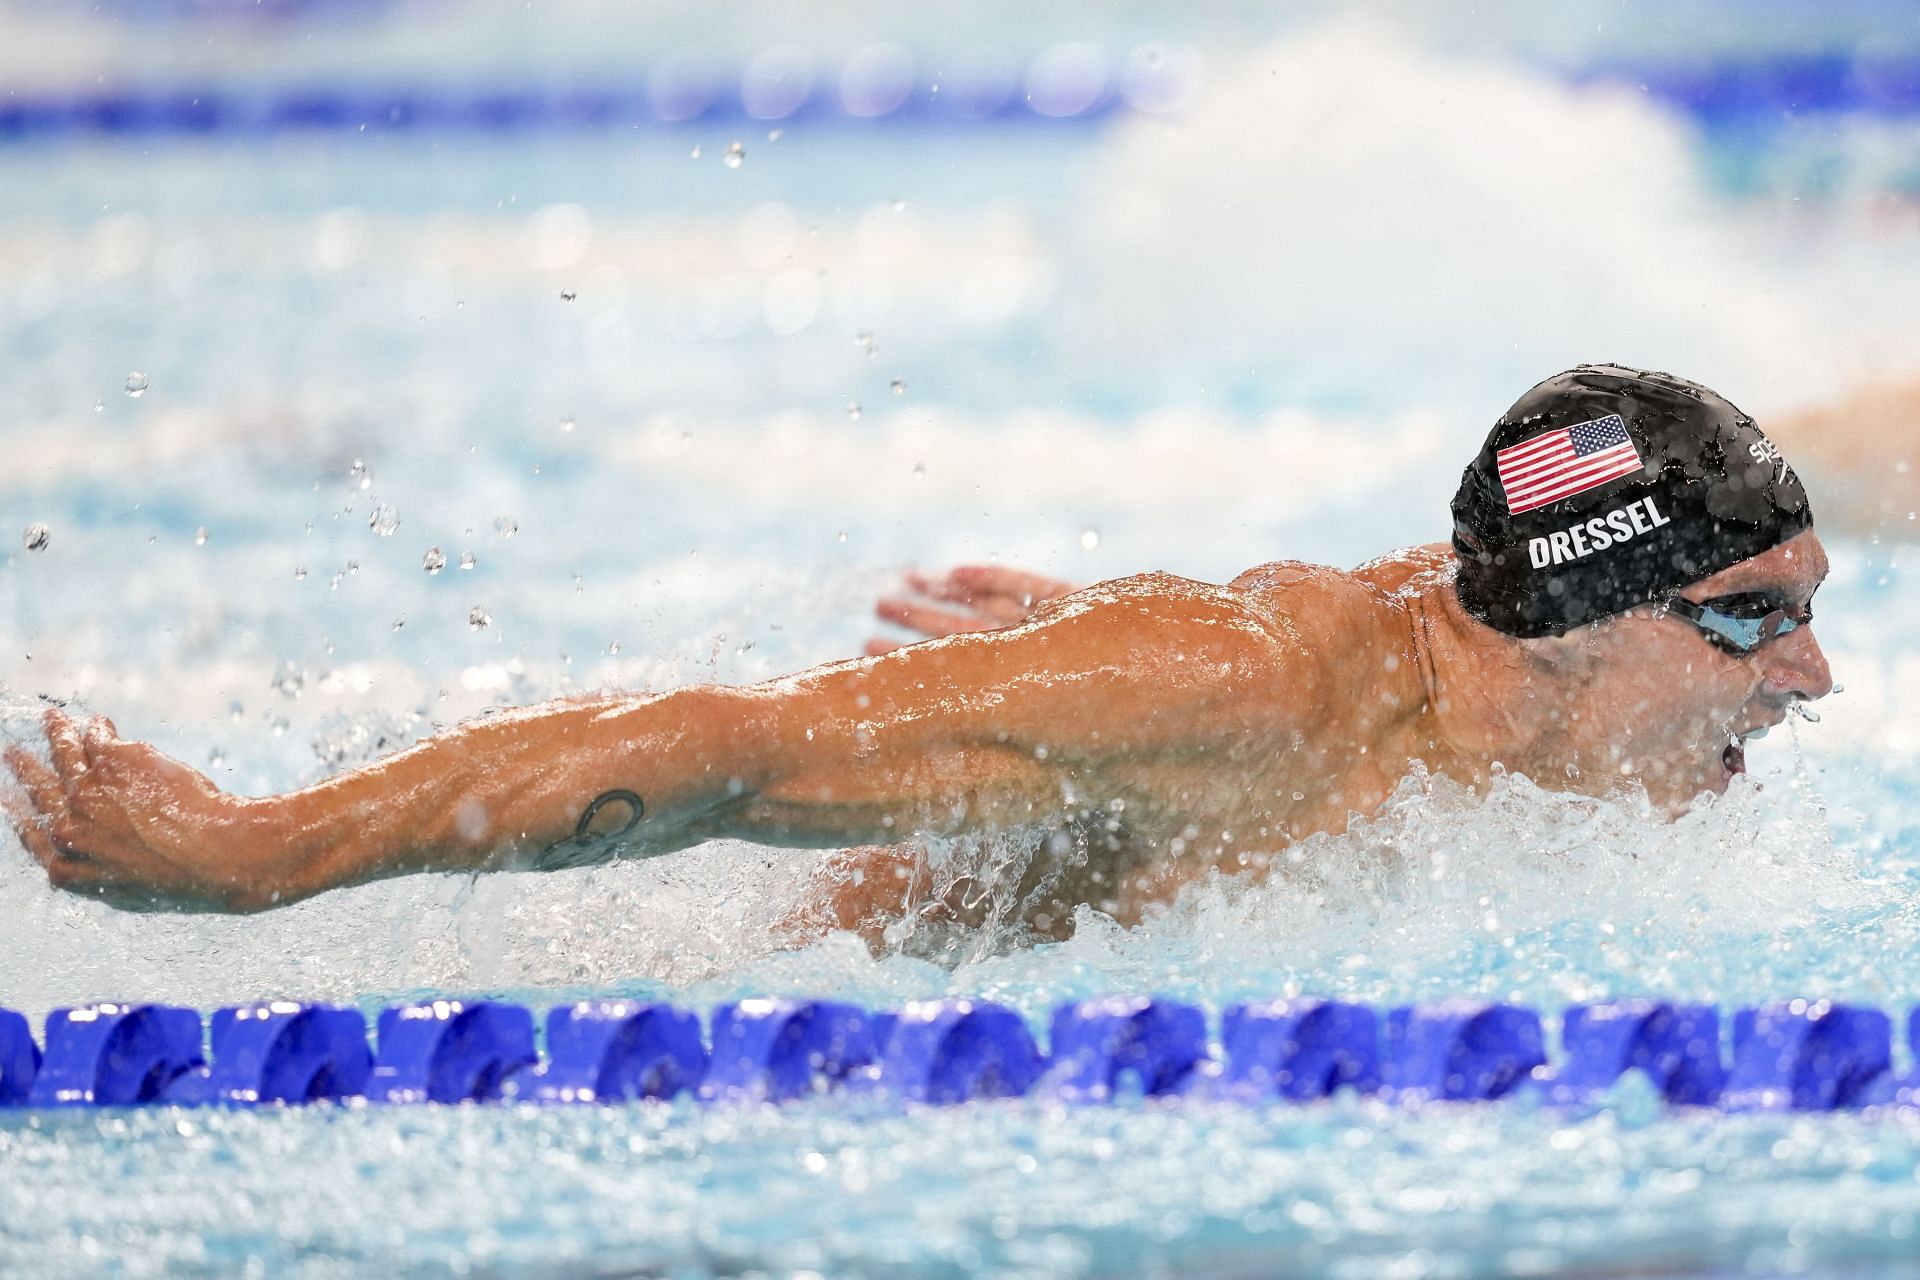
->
<box><xmin>1072</xmin><ymin>22</ymin><xmax>1920</xmax><ymax>415</ymax></box>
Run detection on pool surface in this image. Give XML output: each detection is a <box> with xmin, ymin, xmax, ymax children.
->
<box><xmin>3</xmin><ymin>3</ymin><xmax>1920</xmax><ymax>1275</ymax></box>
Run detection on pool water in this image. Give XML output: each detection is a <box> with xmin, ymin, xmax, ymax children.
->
<box><xmin>3</xmin><ymin>8</ymin><xmax>1920</xmax><ymax>1277</ymax></box>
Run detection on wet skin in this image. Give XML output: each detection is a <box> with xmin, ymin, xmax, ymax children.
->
<box><xmin>2</xmin><ymin>533</ymin><xmax>1832</xmax><ymax>917</ymax></box>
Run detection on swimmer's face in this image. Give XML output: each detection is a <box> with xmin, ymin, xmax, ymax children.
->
<box><xmin>1542</xmin><ymin>530</ymin><xmax>1833</xmax><ymax>814</ymax></box>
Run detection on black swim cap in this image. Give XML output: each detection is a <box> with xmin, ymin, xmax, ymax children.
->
<box><xmin>1451</xmin><ymin>364</ymin><xmax>1813</xmax><ymax>638</ymax></box>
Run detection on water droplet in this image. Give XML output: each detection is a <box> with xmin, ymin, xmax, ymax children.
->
<box><xmin>329</xmin><ymin>571</ymin><xmax>344</xmax><ymax>591</ymax></box>
<box><xmin>468</xmin><ymin>606</ymin><xmax>491</xmax><ymax>632</ymax></box>
<box><xmin>1080</xmin><ymin>528</ymin><xmax>1101</xmax><ymax>550</ymax></box>
<box><xmin>689</xmin><ymin>144</ymin><xmax>702</xmax><ymax>159</ymax></box>
<box><xmin>208</xmin><ymin>748</ymin><xmax>226</xmax><ymax>771</ymax></box>
<box><xmin>346</xmin><ymin>560</ymin><xmax>359</xmax><ymax>575</ymax></box>
<box><xmin>723</xmin><ymin>141</ymin><xmax>745</xmax><ymax>168</ymax></box>
<box><xmin>846</xmin><ymin>401</ymin><xmax>862</xmax><ymax>420</ymax></box>
<box><xmin>349</xmin><ymin>458</ymin><xmax>373</xmax><ymax>491</ymax></box>
<box><xmin>293</xmin><ymin>565</ymin><xmax>308</xmax><ymax>580</ymax></box>
<box><xmin>459</xmin><ymin>550</ymin><xmax>478</xmax><ymax>571</ymax></box>
<box><xmin>912</xmin><ymin>462</ymin><xmax>925</xmax><ymax>479</ymax></box>
<box><xmin>854</xmin><ymin>331</ymin><xmax>876</xmax><ymax>357</ymax></box>
<box><xmin>891</xmin><ymin>198</ymin><xmax>906</xmax><ymax>212</ymax></box>
<box><xmin>558</xmin><ymin>416</ymin><xmax>576</xmax><ymax>433</ymax></box>
<box><xmin>422</xmin><ymin>546</ymin><xmax>446</xmax><ymax>574</ymax></box>
<box><xmin>891</xmin><ymin>377</ymin><xmax>906</xmax><ymax>396</ymax></box>
<box><xmin>767</xmin><ymin>128</ymin><xmax>783</xmax><ymax>141</ymax></box>
<box><xmin>1788</xmin><ymin>701</ymin><xmax>1821</xmax><ymax>724</ymax></box>
<box><xmin>837</xmin><ymin>530</ymin><xmax>848</xmax><ymax>542</ymax></box>
<box><xmin>93</xmin><ymin>400</ymin><xmax>104</xmax><ymax>414</ymax></box>
<box><xmin>229</xmin><ymin>701</ymin><xmax>245</xmax><ymax>721</ymax></box>
<box><xmin>560</xmin><ymin>291</ymin><xmax>576</xmax><ymax>302</ymax></box>
<box><xmin>21</xmin><ymin>523</ymin><xmax>50</xmax><ymax>552</ymax></box>
<box><xmin>368</xmin><ymin>502</ymin><xmax>400</xmax><ymax>536</ymax></box>
<box><xmin>271</xmin><ymin>661</ymin><xmax>305</xmax><ymax>698</ymax></box>
<box><xmin>392</xmin><ymin>617</ymin><xmax>406</xmax><ymax>631</ymax></box>
<box><xmin>606</xmin><ymin>640</ymin><xmax>621</xmax><ymax>656</ymax></box>
<box><xmin>494</xmin><ymin>516</ymin><xmax>518</xmax><ymax>539</ymax></box>
<box><xmin>124</xmin><ymin>371</ymin><xmax>149</xmax><ymax>398</ymax></box>
<box><xmin>193</xmin><ymin>526</ymin><xmax>208</xmax><ymax>546</ymax></box>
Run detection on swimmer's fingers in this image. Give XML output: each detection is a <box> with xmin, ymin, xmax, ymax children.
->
<box><xmin>2</xmin><ymin>745</ymin><xmax>114</xmax><ymax>894</ymax></box>
<box><xmin>44</xmin><ymin>708</ymin><xmax>90</xmax><ymax>784</ymax></box>
<box><xmin>904</xmin><ymin>573</ymin><xmax>1036</xmax><ymax>625</ymax></box>
<box><xmin>944</xmin><ymin>565</ymin><xmax>1078</xmax><ymax>610</ymax></box>
<box><xmin>1</xmin><ymin>754</ymin><xmax>62</xmax><ymax>871</ymax></box>
<box><xmin>5</xmin><ymin>742</ymin><xmax>67</xmax><ymax>824</ymax></box>
<box><xmin>874</xmin><ymin>597</ymin><xmax>1001</xmax><ymax>639</ymax></box>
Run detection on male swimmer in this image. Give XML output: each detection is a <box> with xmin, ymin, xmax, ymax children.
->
<box><xmin>3</xmin><ymin>365</ymin><xmax>1831</xmax><ymax>936</ymax></box>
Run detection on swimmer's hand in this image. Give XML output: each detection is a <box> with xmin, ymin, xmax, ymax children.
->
<box><xmin>3</xmin><ymin>708</ymin><xmax>265</xmax><ymax>912</ymax></box>
<box><xmin>866</xmin><ymin>565</ymin><xmax>1078</xmax><ymax>655</ymax></box>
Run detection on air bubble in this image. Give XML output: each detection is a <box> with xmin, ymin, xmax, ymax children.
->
<box><xmin>422</xmin><ymin>546</ymin><xmax>446</xmax><ymax>574</ymax></box>
<box><xmin>494</xmin><ymin>516</ymin><xmax>519</xmax><ymax>539</ymax></box>
<box><xmin>194</xmin><ymin>526</ymin><xmax>208</xmax><ymax>546</ymax></box>
<box><xmin>21</xmin><ymin>523</ymin><xmax>50</xmax><ymax>552</ymax></box>
<box><xmin>468</xmin><ymin>606</ymin><xmax>491</xmax><ymax>632</ymax></box>
<box><xmin>293</xmin><ymin>565</ymin><xmax>308</xmax><ymax>581</ymax></box>
<box><xmin>560</xmin><ymin>291</ymin><xmax>576</xmax><ymax>302</ymax></box>
<box><xmin>368</xmin><ymin>502</ymin><xmax>400</xmax><ymax>536</ymax></box>
<box><xmin>459</xmin><ymin>551</ymin><xmax>478</xmax><ymax>571</ymax></box>
<box><xmin>392</xmin><ymin>617</ymin><xmax>406</xmax><ymax>631</ymax></box>
<box><xmin>847</xmin><ymin>401</ymin><xmax>862</xmax><ymax>420</ymax></box>
<box><xmin>124</xmin><ymin>371</ymin><xmax>149</xmax><ymax>398</ymax></box>
<box><xmin>559</xmin><ymin>416</ymin><xmax>576</xmax><ymax>433</ymax></box>
<box><xmin>1080</xmin><ymin>528</ymin><xmax>1101</xmax><ymax>550</ymax></box>
<box><xmin>723</xmin><ymin>141</ymin><xmax>745</xmax><ymax>168</ymax></box>
<box><xmin>349</xmin><ymin>459</ymin><xmax>373</xmax><ymax>491</ymax></box>
<box><xmin>690</xmin><ymin>144</ymin><xmax>702</xmax><ymax>159</ymax></box>
<box><xmin>912</xmin><ymin>463</ymin><xmax>925</xmax><ymax>479</ymax></box>
<box><xmin>891</xmin><ymin>377</ymin><xmax>906</xmax><ymax>396</ymax></box>
<box><xmin>854</xmin><ymin>331</ymin><xmax>876</xmax><ymax>357</ymax></box>
<box><xmin>93</xmin><ymin>400</ymin><xmax>104</xmax><ymax>413</ymax></box>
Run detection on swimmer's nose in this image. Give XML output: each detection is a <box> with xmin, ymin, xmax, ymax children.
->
<box><xmin>1761</xmin><ymin>623</ymin><xmax>1834</xmax><ymax>702</ymax></box>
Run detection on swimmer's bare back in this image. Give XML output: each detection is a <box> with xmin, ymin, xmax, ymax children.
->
<box><xmin>3</xmin><ymin>562</ymin><xmax>1440</xmax><ymax>914</ymax></box>
<box><xmin>799</xmin><ymin>544</ymin><xmax>1460</xmax><ymax>939</ymax></box>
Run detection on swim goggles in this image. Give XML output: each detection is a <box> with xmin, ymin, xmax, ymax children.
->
<box><xmin>1661</xmin><ymin>590</ymin><xmax>1810</xmax><ymax>656</ymax></box>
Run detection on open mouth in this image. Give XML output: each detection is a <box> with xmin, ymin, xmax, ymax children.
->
<box><xmin>1721</xmin><ymin>724</ymin><xmax>1771</xmax><ymax>777</ymax></box>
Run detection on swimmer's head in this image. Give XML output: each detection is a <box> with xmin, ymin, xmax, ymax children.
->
<box><xmin>1449</xmin><ymin>365</ymin><xmax>1830</xmax><ymax>809</ymax></box>
<box><xmin>1450</xmin><ymin>364</ymin><xmax>1813</xmax><ymax>637</ymax></box>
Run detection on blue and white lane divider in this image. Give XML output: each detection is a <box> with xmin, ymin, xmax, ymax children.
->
<box><xmin>0</xmin><ymin>996</ymin><xmax>1911</xmax><ymax>1112</ymax></box>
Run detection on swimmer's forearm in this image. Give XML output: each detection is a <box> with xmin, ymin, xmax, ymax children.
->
<box><xmin>242</xmin><ymin>675</ymin><xmax>989</xmax><ymax>904</ymax></box>
<box><xmin>248</xmin><ymin>687</ymin><xmax>786</xmax><ymax>901</ymax></box>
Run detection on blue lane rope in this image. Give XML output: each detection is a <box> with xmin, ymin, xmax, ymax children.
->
<box><xmin>0</xmin><ymin>53</ymin><xmax>1916</xmax><ymax>143</ymax></box>
<box><xmin>0</xmin><ymin>83</ymin><xmax>1122</xmax><ymax>142</ymax></box>
<box><xmin>0</xmin><ymin>996</ymin><xmax>1911</xmax><ymax>1111</ymax></box>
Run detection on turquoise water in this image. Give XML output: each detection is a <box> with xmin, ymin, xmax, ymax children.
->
<box><xmin>4</xmin><ymin>10</ymin><xmax>1920</xmax><ymax>1277</ymax></box>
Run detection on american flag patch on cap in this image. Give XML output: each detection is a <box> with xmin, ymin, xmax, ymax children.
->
<box><xmin>1496</xmin><ymin>414</ymin><xmax>1644</xmax><ymax>515</ymax></box>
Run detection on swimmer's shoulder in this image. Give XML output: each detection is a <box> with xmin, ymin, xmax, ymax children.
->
<box><xmin>1225</xmin><ymin>552</ymin><xmax>1434</xmax><ymax>653</ymax></box>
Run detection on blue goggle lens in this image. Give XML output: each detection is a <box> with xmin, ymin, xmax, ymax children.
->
<box><xmin>1664</xmin><ymin>591</ymin><xmax>1810</xmax><ymax>655</ymax></box>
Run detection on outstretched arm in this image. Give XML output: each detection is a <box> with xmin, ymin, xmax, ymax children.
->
<box><xmin>6</xmin><ymin>574</ymin><xmax>1306</xmax><ymax>913</ymax></box>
